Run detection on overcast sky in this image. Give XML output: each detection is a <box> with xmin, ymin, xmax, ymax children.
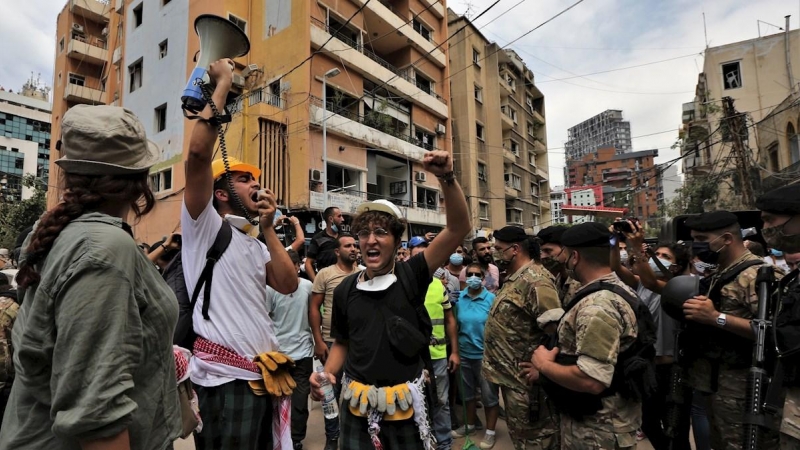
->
<box><xmin>0</xmin><ymin>0</ymin><xmax>794</xmax><ymax>186</ymax></box>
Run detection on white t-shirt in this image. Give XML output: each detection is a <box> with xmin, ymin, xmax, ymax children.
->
<box><xmin>182</xmin><ymin>198</ymin><xmax>277</xmax><ymax>387</ymax></box>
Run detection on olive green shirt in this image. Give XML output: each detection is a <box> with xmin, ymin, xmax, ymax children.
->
<box><xmin>0</xmin><ymin>213</ymin><xmax>181</xmax><ymax>450</ymax></box>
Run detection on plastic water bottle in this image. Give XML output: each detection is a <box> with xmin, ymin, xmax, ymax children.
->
<box><xmin>315</xmin><ymin>366</ymin><xmax>339</xmax><ymax>419</ymax></box>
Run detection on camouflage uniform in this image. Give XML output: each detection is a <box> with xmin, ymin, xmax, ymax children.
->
<box><xmin>556</xmin><ymin>274</ymin><xmax>581</xmax><ymax>307</ymax></box>
<box><xmin>482</xmin><ymin>261</ymin><xmax>561</xmax><ymax>450</ymax></box>
<box><xmin>699</xmin><ymin>251</ymin><xmax>781</xmax><ymax>450</ymax></box>
<box><xmin>782</xmin><ymin>387</ymin><xmax>800</xmax><ymax>449</ymax></box>
<box><xmin>556</xmin><ymin>273</ymin><xmax>640</xmax><ymax>450</ymax></box>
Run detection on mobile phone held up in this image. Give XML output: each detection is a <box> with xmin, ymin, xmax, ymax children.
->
<box><xmin>612</xmin><ymin>221</ymin><xmax>634</xmax><ymax>234</ymax></box>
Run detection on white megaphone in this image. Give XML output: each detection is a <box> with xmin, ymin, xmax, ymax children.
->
<box><xmin>181</xmin><ymin>14</ymin><xmax>250</xmax><ymax>113</ymax></box>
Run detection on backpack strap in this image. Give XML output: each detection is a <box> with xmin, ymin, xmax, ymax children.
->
<box><xmin>190</xmin><ymin>222</ymin><xmax>234</xmax><ymax>320</ymax></box>
<box><xmin>707</xmin><ymin>259</ymin><xmax>765</xmax><ymax>307</ymax></box>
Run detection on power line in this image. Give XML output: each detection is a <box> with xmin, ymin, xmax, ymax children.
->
<box><xmin>534</xmin><ymin>52</ymin><xmax>703</xmax><ymax>83</ymax></box>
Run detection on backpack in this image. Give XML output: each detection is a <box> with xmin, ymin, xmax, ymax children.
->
<box><xmin>176</xmin><ymin>222</ymin><xmax>233</xmax><ymax>350</ymax></box>
<box><xmin>541</xmin><ymin>281</ymin><xmax>658</xmax><ymax>418</ymax></box>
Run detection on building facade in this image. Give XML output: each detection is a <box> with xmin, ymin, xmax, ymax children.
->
<box><xmin>0</xmin><ymin>80</ymin><xmax>52</xmax><ymax>201</ymax></box>
<box><xmin>680</xmin><ymin>25</ymin><xmax>800</xmax><ymax>207</ymax></box>
<box><xmin>564</xmin><ymin>109</ymin><xmax>632</xmax><ymax>162</ymax></box>
<box><xmin>550</xmin><ymin>185</ymin><xmax>566</xmax><ymax>224</ymax></box>
<box><xmin>758</xmin><ymin>91</ymin><xmax>800</xmax><ymax>190</ymax></box>
<box><xmin>51</xmin><ymin>0</ymin><xmax>453</xmax><ymax>244</ymax></box>
<box><xmin>566</xmin><ymin>147</ymin><xmax>662</xmax><ymax>227</ymax></box>
<box><xmin>448</xmin><ymin>10</ymin><xmax>551</xmax><ymax>235</ymax></box>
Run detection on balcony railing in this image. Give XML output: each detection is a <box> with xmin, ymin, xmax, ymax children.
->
<box><xmin>229</xmin><ymin>87</ymin><xmax>285</xmax><ymax>113</ymax></box>
<box><xmin>762</xmin><ymin>160</ymin><xmax>800</xmax><ymax>191</ymax></box>
<box><xmin>324</xmin><ymin>188</ymin><xmax>444</xmax><ymax>213</ymax></box>
<box><xmin>310</xmin><ymin>95</ymin><xmax>438</xmax><ymax>151</ymax></box>
<box><xmin>311</xmin><ymin>17</ymin><xmax>446</xmax><ymax>104</ymax></box>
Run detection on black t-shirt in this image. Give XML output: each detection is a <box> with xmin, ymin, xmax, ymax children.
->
<box><xmin>308</xmin><ymin>230</ymin><xmax>338</xmax><ymax>271</ymax></box>
<box><xmin>331</xmin><ymin>253</ymin><xmax>432</xmax><ymax>386</ymax></box>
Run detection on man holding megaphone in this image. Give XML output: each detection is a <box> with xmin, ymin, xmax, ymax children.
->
<box><xmin>182</xmin><ymin>57</ymin><xmax>299</xmax><ymax>450</ymax></box>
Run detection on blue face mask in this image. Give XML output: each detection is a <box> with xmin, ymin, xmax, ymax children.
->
<box><xmin>649</xmin><ymin>257</ymin><xmax>674</xmax><ymax>276</ymax></box>
<box><xmin>450</xmin><ymin>253</ymin><xmax>464</xmax><ymax>265</ymax></box>
<box><xmin>466</xmin><ymin>276</ymin><xmax>482</xmax><ymax>290</ymax></box>
<box><xmin>331</xmin><ymin>224</ymin><xmax>339</xmax><ymax>233</ymax></box>
<box><xmin>771</xmin><ymin>248</ymin><xmax>784</xmax><ymax>257</ymax></box>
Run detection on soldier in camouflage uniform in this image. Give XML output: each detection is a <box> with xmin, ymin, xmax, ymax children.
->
<box><xmin>482</xmin><ymin>226</ymin><xmax>562</xmax><ymax>450</ymax></box>
<box><xmin>683</xmin><ymin>211</ymin><xmax>781</xmax><ymax>450</ymax></box>
<box><xmin>537</xmin><ymin>226</ymin><xmax>581</xmax><ymax>306</ymax></box>
<box><xmin>532</xmin><ymin>222</ymin><xmax>640</xmax><ymax>450</ymax></box>
<box><xmin>756</xmin><ymin>185</ymin><xmax>800</xmax><ymax>450</ymax></box>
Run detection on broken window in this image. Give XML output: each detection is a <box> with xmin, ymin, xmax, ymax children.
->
<box><xmin>722</xmin><ymin>61</ymin><xmax>742</xmax><ymax>90</ymax></box>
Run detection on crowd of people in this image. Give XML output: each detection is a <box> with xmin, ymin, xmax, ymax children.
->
<box><xmin>3</xmin><ymin>57</ymin><xmax>800</xmax><ymax>450</ymax></box>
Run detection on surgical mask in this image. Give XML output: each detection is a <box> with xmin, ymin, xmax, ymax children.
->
<box><xmin>356</xmin><ymin>271</ymin><xmax>397</xmax><ymax>292</ymax></box>
<box><xmin>771</xmin><ymin>248</ymin><xmax>785</xmax><ymax>258</ymax></box>
<box><xmin>225</xmin><ymin>214</ymin><xmax>259</xmax><ymax>236</ymax></box>
<box><xmin>493</xmin><ymin>249</ymin><xmax>515</xmax><ymax>272</ymax></box>
<box><xmin>466</xmin><ymin>276</ymin><xmax>482</xmax><ymax>290</ymax></box>
<box><xmin>450</xmin><ymin>253</ymin><xmax>464</xmax><ymax>266</ymax></box>
<box><xmin>331</xmin><ymin>224</ymin><xmax>339</xmax><ymax>233</ymax></box>
<box><xmin>619</xmin><ymin>250</ymin><xmax>629</xmax><ymax>264</ymax></box>
<box><xmin>649</xmin><ymin>257</ymin><xmax>673</xmax><ymax>276</ymax></box>
<box><xmin>694</xmin><ymin>260</ymin><xmax>717</xmax><ymax>275</ymax></box>
<box><xmin>763</xmin><ymin>222</ymin><xmax>800</xmax><ymax>253</ymax></box>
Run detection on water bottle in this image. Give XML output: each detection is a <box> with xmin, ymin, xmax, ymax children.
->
<box><xmin>315</xmin><ymin>366</ymin><xmax>339</xmax><ymax>419</ymax></box>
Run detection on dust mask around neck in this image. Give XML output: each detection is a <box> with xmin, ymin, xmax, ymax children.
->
<box><xmin>356</xmin><ymin>268</ymin><xmax>397</xmax><ymax>292</ymax></box>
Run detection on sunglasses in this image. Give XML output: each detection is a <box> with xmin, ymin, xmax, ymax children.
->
<box><xmin>466</xmin><ymin>272</ymin><xmax>483</xmax><ymax>277</ymax></box>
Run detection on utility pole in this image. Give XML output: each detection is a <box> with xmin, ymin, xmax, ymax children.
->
<box><xmin>722</xmin><ymin>96</ymin><xmax>755</xmax><ymax>208</ymax></box>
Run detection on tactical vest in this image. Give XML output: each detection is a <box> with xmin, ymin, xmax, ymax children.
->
<box><xmin>424</xmin><ymin>280</ymin><xmax>447</xmax><ymax>360</ymax></box>
<box><xmin>540</xmin><ymin>281</ymin><xmax>657</xmax><ymax>419</ymax></box>
<box><xmin>773</xmin><ymin>271</ymin><xmax>800</xmax><ymax>385</ymax></box>
<box><xmin>683</xmin><ymin>259</ymin><xmax>765</xmax><ymax>371</ymax></box>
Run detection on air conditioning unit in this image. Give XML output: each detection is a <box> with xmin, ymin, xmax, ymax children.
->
<box><xmin>309</xmin><ymin>169</ymin><xmax>322</xmax><ymax>182</ymax></box>
<box><xmin>101</xmin><ymin>27</ymin><xmax>109</xmax><ymax>36</ymax></box>
<box><xmin>415</xmin><ymin>171</ymin><xmax>427</xmax><ymax>182</ymax></box>
<box><xmin>435</xmin><ymin>123</ymin><xmax>446</xmax><ymax>135</ymax></box>
<box><xmin>72</xmin><ymin>23</ymin><xmax>85</xmax><ymax>33</ymax></box>
<box><xmin>232</xmin><ymin>74</ymin><xmax>245</xmax><ymax>88</ymax></box>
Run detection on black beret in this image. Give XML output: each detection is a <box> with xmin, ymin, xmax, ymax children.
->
<box><xmin>493</xmin><ymin>226</ymin><xmax>528</xmax><ymax>243</ymax></box>
<box><xmin>537</xmin><ymin>226</ymin><xmax>569</xmax><ymax>245</ymax></box>
<box><xmin>561</xmin><ymin>222</ymin><xmax>611</xmax><ymax>248</ymax></box>
<box><xmin>684</xmin><ymin>211</ymin><xmax>739</xmax><ymax>232</ymax></box>
<box><xmin>756</xmin><ymin>185</ymin><xmax>800</xmax><ymax>215</ymax></box>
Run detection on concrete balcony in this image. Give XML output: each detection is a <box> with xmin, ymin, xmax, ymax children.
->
<box><xmin>68</xmin><ymin>38</ymin><xmax>108</xmax><ymax>67</ymax></box>
<box><xmin>532</xmin><ymin>109</ymin><xmax>545</xmax><ymax>124</ymax></box>
<box><xmin>503</xmin><ymin>147</ymin><xmax>517</xmax><ymax>162</ymax></box>
<box><xmin>533</xmin><ymin>139</ymin><xmax>546</xmax><ymax>154</ymax></box>
<box><xmin>70</xmin><ymin>0</ymin><xmax>109</xmax><ymax>23</ymax></box>
<box><xmin>500</xmin><ymin>78</ymin><xmax>513</xmax><ymax>96</ymax></box>
<box><xmin>418</xmin><ymin>0</ymin><xmax>445</xmax><ymax>19</ymax></box>
<box><xmin>500</xmin><ymin>106</ymin><xmax>515</xmax><ymax>131</ymax></box>
<box><xmin>532</xmin><ymin>166</ymin><xmax>548</xmax><ymax>181</ymax></box>
<box><xmin>310</xmin><ymin>99</ymin><xmax>429</xmax><ymax>162</ymax></box>
<box><xmin>64</xmin><ymin>83</ymin><xmax>103</xmax><ymax>104</ymax></box>
<box><xmin>309</xmin><ymin>191</ymin><xmax>445</xmax><ymax>225</ymax></box>
<box><xmin>351</xmin><ymin>0</ymin><xmax>446</xmax><ymax>68</ymax></box>
<box><xmin>310</xmin><ymin>19</ymin><xmax>447</xmax><ymax>119</ymax></box>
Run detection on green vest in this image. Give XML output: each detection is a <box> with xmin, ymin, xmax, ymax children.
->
<box><xmin>424</xmin><ymin>279</ymin><xmax>447</xmax><ymax>360</ymax></box>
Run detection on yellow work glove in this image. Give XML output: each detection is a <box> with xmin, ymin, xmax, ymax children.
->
<box><xmin>254</xmin><ymin>360</ymin><xmax>283</xmax><ymax>397</ymax></box>
<box><xmin>266</xmin><ymin>352</ymin><xmax>295</xmax><ymax>369</ymax></box>
<box><xmin>254</xmin><ymin>352</ymin><xmax>296</xmax><ymax>396</ymax></box>
<box><xmin>382</xmin><ymin>386</ymin><xmax>397</xmax><ymax>415</ymax></box>
<box><xmin>395</xmin><ymin>384</ymin><xmax>412</xmax><ymax>411</ymax></box>
<box><xmin>347</xmin><ymin>381</ymin><xmax>370</xmax><ymax>412</ymax></box>
<box><xmin>276</xmin><ymin>371</ymin><xmax>296</xmax><ymax>396</ymax></box>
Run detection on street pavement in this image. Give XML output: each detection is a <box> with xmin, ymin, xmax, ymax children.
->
<box><xmin>175</xmin><ymin>399</ymin><xmax>657</xmax><ymax>449</ymax></box>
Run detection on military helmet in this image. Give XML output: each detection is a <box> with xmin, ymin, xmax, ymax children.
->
<box><xmin>661</xmin><ymin>275</ymin><xmax>699</xmax><ymax>322</ymax></box>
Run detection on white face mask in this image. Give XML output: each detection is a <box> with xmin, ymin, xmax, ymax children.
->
<box><xmin>619</xmin><ymin>250</ymin><xmax>629</xmax><ymax>263</ymax></box>
<box><xmin>356</xmin><ymin>270</ymin><xmax>398</xmax><ymax>292</ymax></box>
<box><xmin>225</xmin><ymin>214</ymin><xmax>260</xmax><ymax>236</ymax></box>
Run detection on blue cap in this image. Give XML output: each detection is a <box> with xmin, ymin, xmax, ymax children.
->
<box><xmin>409</xmin><ymin>236</ymin><xmax>428</xmax><ymax>248</ymax></box>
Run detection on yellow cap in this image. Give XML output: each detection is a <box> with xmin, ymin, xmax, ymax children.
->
<box><xmin>211</xmin><ymin>157</ymin><xmax>261</xmax><ymax>180</ymax></box>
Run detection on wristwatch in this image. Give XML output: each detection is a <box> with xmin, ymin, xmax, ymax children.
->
<box><xmin>716</xmin><ymin>313</ymin><xmax>727</xmax><ymax>327</ymax></box>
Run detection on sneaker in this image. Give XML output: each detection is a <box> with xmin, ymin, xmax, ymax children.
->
<box><xmin>324</xmin><ymin>439</ymin><xmax>338</xmax><ymax>450</ymax></box>
<box><xmin>480</xmin><ymin>433</ymin><xmax>496</xmax><ymax>449</ymax></box>
<box><xmin>451</xmin><ymin>425</ymin><xmax>475</xmax><ymax>438</ymax></box>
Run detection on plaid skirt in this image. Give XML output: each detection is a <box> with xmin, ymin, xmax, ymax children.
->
<box><xmin>340</xmin><ymin>404</ymin><xmax>425</xmax><ymax>450</ymax></box>
<box><xmin>194</xmin><ymin>379</ymin><xmax>273</xmax><ymax>450</ymax></box>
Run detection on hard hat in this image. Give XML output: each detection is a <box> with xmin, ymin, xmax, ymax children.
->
<box><xmin>661</xmin><ymin>275</ymin><xmax>700</xmax><ymax>322</ymax></box>
<box><xmin>211</xmin><ymin>157</ymin><xmax>261</xmax><ymax>180</ymax></box>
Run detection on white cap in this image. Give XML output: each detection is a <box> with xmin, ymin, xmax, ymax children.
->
<box><xmin>356</xmin><ymin>199</ymin><xmax>403</xmax><ymax>218</ymax></box>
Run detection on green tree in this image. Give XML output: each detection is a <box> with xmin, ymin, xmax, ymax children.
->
<box><xmin>0</xmin><ymin>175</ymin><xmax>46</xmax><ymax>250</ymax></box>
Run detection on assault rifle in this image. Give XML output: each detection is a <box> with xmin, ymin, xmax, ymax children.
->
<box><xmin>743</xmin><ymin>266</ymin><xmax>776</xmax><ymax>450</ymax></box>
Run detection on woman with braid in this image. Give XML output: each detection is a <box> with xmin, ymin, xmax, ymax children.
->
<box><xmin>0</xmin><ymin>105</ymin><xmax>182</xmax><ymax>450</ymax></box>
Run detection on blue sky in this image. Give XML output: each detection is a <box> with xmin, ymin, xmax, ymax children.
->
<box><xmin>0</xmin><ymin>0</ymin><xmax>793</xmax><ymax>186</ymax></box>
